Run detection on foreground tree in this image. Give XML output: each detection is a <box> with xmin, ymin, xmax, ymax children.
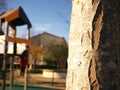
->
<box><xmin>66</xmin><ymin>0</ymin><xmax>120</xmax><ymax>90</ymax></box>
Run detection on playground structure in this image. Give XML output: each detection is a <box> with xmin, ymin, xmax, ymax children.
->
<box><xmin>0</xmin><ymin>7</ymin><xmax>32</xmax><ymax>90</ymax></box>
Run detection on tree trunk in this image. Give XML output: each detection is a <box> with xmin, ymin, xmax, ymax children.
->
<box><xmin>32</xmin><ymin>56</ymin><xmax>36</xmax><ymax>70</ymax></box>
<box><xmin>66</xmin><ymin>0</ymin><xmax>120</xmax><ymax>90</ymax></box>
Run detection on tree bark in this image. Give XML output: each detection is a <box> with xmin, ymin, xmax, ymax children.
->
<box><xmin>66</xmin><ymin>0</ymin><xmax>120</xmax><ymax>90</ymax></box>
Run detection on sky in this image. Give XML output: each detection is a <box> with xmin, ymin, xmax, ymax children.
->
<box><xmin>6</xmin><ymin>0</ymin><xmax>72</xmax><ymax>42</ymax></box>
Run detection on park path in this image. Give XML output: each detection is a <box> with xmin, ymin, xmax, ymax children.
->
<box><xmin>14</xmin><ymin>69</ymin><xmax>66</xmax><ymax>90</ymax></box>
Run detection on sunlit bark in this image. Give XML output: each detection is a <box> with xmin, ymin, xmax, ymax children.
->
<box><xmin>66</xmin><ymin>0</ymin><xmax>120</xmax><ymax>90</ymax></box>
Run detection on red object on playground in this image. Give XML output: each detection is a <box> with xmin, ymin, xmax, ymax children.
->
<box><xmin>20</xmin><ymin>55</ymin><xmax>28</xmax><ymax>66</ymax></box>
<box><xmin>20</xmin><ymin>49</ymin><xmax>28</xmax><ymax>66</ymax></box>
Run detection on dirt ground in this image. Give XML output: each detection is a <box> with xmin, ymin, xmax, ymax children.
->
<box><xmin>12</xmin><ymin>69</ymin><xmax>66</xmax><ymax>90</ymax></box>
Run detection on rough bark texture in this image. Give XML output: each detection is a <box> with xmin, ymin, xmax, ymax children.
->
<box><xmin>66</xmin><ymin>0</ymin><xmax>120</xmax><ymax>90</ymax></box>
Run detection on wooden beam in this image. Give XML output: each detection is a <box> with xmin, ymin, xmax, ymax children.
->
<box><xmin>5</xmin><ymin>9</ymin><xmax>19</xmax><ymax>22</ymax></box>
<box><xmin>6</xmin><ymin>36</ymin><xmax>29</xmax><ymax>44</ymax></box>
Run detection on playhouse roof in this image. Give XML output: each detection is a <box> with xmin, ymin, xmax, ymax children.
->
<box><xmin>0</xmin><ymin>7</ymin><xmax>32</xmax><ymax>28</ymax></box>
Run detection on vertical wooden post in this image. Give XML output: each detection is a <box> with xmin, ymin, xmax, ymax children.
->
<box><xmin>24</xmin><ymin>27</ymin><xmax>30</xmax><ymax>90</ymax></box>
<box><xmin>52</xmin><ymin>70</ymin><xmax>54</xmax><ymax>86</ymax></box>
<box><xmin>10</xmin><ymin>25</ymin><xmax>16</xmax><ymax>89</ymax></box>
<box><xmin>10</xmin><ymin>56</ymin><xmax>13</xmax><ymax>88</ymax></box>
<box><xmin>2</xmin><ymin>21</ymin><xmax>9</xmax><ymax>90</ymax></box>
<box><xmin>0</xmin><ymin>19</ymin><xmax>2</xmax><ymax>32</ymax></box>
<box><xmin>0</xmin><ymin>19</ymin><xmax>4</xmax><ymax>35</ymax></box>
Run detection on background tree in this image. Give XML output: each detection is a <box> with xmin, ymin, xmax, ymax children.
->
<box><xmin>46</xmin><ymin>44</ymin><xmax>68</xmax><ymax>70</ymax></box>
<box><xmin>29</xmin><ymin>44</ymin><xmax>44</xmax><ymax>70</ymax></box>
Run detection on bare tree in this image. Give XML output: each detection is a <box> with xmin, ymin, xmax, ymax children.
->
<box><xmin>63</xmin><ymin>0</ymin><xmax>72</xmax><ymax>4</ymax></box>
<box><xmin>57</xmin><ymin>0</ymin><xmax>72</xmax><ymax>26</ymax></box>
<box><xmin>0</xmin><ymin>0</ymin><xmax>7</xmax><ymax>14</ymax></box>
<box><xmin>58</xmin><ymin>12</ymin><xmax>70</xmax><ymax>26</ymax></box>
<box><xmin>0</xmin><ymin>0</ymin><xmax>7</xmax><ymax>35</ymax></box>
